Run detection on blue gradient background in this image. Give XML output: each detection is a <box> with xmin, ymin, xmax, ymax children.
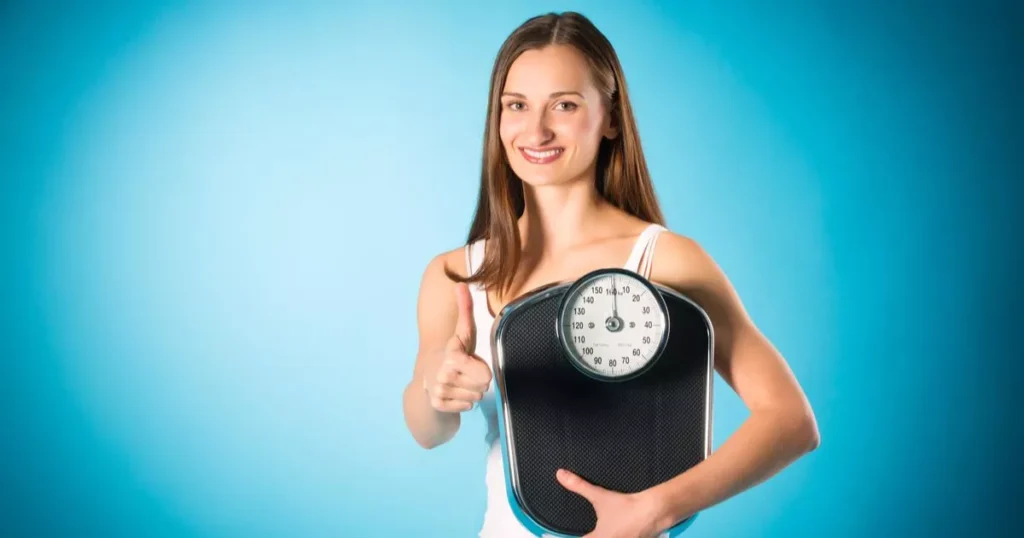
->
<box><xmin>2</xmin><ymin>1</ymin><xmax>1020</xmax><ymax>537</ymax></box>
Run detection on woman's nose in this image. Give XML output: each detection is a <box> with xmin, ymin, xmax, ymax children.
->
<box><xmin>521</xmin><ymin>109</ymin><xmax>554</xmax><ymax>146</ymax></box>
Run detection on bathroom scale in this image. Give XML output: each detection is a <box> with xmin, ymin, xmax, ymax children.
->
<box><xmin>489</xmin><ymin>267</ymin><xmax>714</xmax><ymax>537</ymax></box>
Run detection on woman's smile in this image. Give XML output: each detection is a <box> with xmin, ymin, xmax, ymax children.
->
<box><xmin>519</xmin><ymin>146</ymin><xmax>565</xmax><ymax>164</ymax></box>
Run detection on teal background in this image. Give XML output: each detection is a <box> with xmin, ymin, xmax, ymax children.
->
<box><xmin>2</xmin><ymin>1</ymin><xmax>1020</xmax><ymax>537</ymax></box>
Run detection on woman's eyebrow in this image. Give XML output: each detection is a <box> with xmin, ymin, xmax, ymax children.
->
<box><xmin>500</xmin><ymin>91</ymin><xmax>586</xmax><ymax>100</ymax></box>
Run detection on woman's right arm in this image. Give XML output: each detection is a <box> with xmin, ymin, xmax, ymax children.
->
<box><xmin>402</xmin><ymin>251</ymin><xmax>490</xmax><ymax>449</ymax></box>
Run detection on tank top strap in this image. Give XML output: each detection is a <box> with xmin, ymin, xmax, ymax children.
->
<box><xmin>637</xmin><ymin>224</ymin><xmax>667</xmax><ymax>279</ymax></box>
<box><xmin>624</xmin><ymin>223</ymin><xmax>667</xmax><ymax>277</ymax></box>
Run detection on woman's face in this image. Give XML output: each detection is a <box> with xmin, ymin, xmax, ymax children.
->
<box><xmin>499</xmin><ymin>45</ymin><xmax>616</xmax><ymax>187</ymax></box>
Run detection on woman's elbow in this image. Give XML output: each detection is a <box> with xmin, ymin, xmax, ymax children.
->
<box><xmin>414</xmin><ymin>435</ymin><xmax>442</xmax><ymax>450</ymax></box>
<box><xmin>796</xmin><ymin>406</ymin><xmax>821</xmax><ymax>453</ymax></box>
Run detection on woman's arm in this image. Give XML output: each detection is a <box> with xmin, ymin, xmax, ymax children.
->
<box><xmin>402</xmin><ymin>251</ymin><xmax>464</xmax><ymax>449</ymax></box>
<box><xmin>644</xmin><ymin>232</ymin><xmax>821</xmax><ymax>528</ymax></box>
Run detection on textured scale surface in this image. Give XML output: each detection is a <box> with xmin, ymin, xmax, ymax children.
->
<box><xmin>494</xmin><ymin>286</ymin><xmax>712</xmax><ymax>536</ymax></box>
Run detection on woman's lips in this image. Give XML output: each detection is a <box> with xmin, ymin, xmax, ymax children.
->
<box><xmin>519</xmin><ymin>146</ymin><xmax>564</xmax><ymax>164</ymax></box>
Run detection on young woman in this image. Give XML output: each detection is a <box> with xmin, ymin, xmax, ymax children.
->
<box><xmin>402</xmin><ymin>12</ymin><xmax>820</xmax><ymax>538</ymax></box>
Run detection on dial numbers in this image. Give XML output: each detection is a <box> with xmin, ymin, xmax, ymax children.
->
<box><xmin>559</xmin><ymin>271</ymin><xmax>667</xmax><ymax>380</ymax></box>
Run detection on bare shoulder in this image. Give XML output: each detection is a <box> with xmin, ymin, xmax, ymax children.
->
<box><xmin>648</xmin><ymin>230</ymin><xmax>728</xmax><ymax>294</ymax></box>
<box><xmin>423</xmin><ymin>244</ymin><xmax>472</xmax><ymax>282</ymax></box>
<box><xmin>649</xmin><ymin>230</ymin><xmax>817</xmax><ymax>422</ymax></box>
<box><xmin>646</xmin><ymin>229</ymin><xmax>754</xmax><ymax>355</ymax></box>
<box><xmin>417</xmin><ymin>243</ymin><xmax>472</xmax><ymax>310</ymax></box>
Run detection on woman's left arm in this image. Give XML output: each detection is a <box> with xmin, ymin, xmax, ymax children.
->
<box><xmin>643</xmin><ymin>232</ymin><xmax>821</xmax><ymax>529</ymax></box>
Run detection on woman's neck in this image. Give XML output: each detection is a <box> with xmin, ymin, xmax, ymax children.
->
<box><xmin>518</xmin><ymin>175</ymin><xmax>610</xmax><ymax>256</ymax></box>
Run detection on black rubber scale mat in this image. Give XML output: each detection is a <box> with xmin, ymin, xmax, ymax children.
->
<box><xmin>489</xmin><ymin>275</ymin><xmax>714</xmax><ymax>537</ymax></box>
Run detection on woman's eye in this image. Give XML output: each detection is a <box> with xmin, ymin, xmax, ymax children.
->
<box><xmin>556</xmin><ymin>101</ymin><xmax>578</xmax><ymax>111</ymax></box>
<box><xmin>505</xmin><ymin>101</ymin><xmax>524</xmax><ymax>111</ymax></box>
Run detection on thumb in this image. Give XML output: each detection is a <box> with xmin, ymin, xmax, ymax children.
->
<box><xmin>556</xmin><ymin>469</ymin><xmax>608</xmax><ymax>504</ymax></box>
<box><xmin>452</xmin><ymin>282</ymin><xmax>476</xmax><ymax>352</ymax></box>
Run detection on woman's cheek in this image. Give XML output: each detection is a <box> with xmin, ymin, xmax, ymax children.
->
<box><xmin>565</xmin><ymin>118</ymin><xmax>602</xmax><ymax>152</ymax></box>
<box><xmin>499</xmin><ymin>117</ymin><xmax>521</xmax><ymax>146</ymax></box>
<box><xmin>555</xmin><ymin>114</ymin><xmax>592</xmax><ymax>141</ymax></box>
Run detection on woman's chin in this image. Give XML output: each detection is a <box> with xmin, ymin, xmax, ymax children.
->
<box><xmin>519</xmin><ymin>175</ymin><xmax>563</xmax><ymax>187</ymax></box>
<box><xmin>512</xmin><ymin>167</ymin><xmax>574</xmax><ymax>187</ymax></box>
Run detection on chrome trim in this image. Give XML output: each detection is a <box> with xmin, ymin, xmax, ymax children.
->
<box><xmin>650</xmin><ymin>282</ymin><xmax>716</xmax><ymax>459</ymax></box>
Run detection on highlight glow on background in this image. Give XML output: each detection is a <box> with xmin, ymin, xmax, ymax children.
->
<box><xmin>2</xmin><ymin>1</ymin><xmax>1020</xmax><ymax>537</ymax></box>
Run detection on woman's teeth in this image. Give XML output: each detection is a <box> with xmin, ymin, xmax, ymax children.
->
<box><xmin>520</xmin><ymin>147</ymin><xmax>564</xmax><ymax>163</ymax></box>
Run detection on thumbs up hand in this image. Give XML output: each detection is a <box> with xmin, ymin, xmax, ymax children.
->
<box><xmin>424</xmin><ymin>283</ymin><xmax>493</xmax><ymax>413</ymax></box>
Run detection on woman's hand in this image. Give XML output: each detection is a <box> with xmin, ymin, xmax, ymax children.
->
<box><xmin>556</xmin><ymin>469</ymin><xmax>673</xmax><ymax>538</ymax></box>
<box><xmin>424</xmin><ymin>283</ymin><xmax>492</xmax><ymax>413</ymax></box>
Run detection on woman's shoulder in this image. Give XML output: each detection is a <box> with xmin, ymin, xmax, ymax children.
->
<box><xmin>421</xmin><ymin>239</ymin><xmax>482</xmax><ymax>282</ymax></box>
<box><xmin>649</xmin><ymin>228</ymin><xmax>729</xmax><ymax>294</ymax></box>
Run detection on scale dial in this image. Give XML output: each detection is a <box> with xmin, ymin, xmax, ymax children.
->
<box><xmin>557</xmin><ymin>268</ymin><xmax>670</xmax><ymax>382</ymax></box>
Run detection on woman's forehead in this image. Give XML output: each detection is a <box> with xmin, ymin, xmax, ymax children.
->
<box><xmin>503</xmin><ymin>45</ymin><xmax>594</xmax><ymax>96</ymax></box>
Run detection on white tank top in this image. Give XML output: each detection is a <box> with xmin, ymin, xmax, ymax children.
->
<box><xmin>464</xmin><ymin>223</ymin><xmax>668</xmax><ymax>538</ymax></box>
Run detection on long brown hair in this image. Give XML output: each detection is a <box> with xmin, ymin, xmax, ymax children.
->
<box><xmin>446</xmin><ymin>11</ymin><xmax>664</xmax><ymax>294</ymax></box>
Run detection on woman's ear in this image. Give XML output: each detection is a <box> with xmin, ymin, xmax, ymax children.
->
<box><xmin>602</xmin><ymin>111</ymin><xmax>619</xmax><ymax>140</ymax></box>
